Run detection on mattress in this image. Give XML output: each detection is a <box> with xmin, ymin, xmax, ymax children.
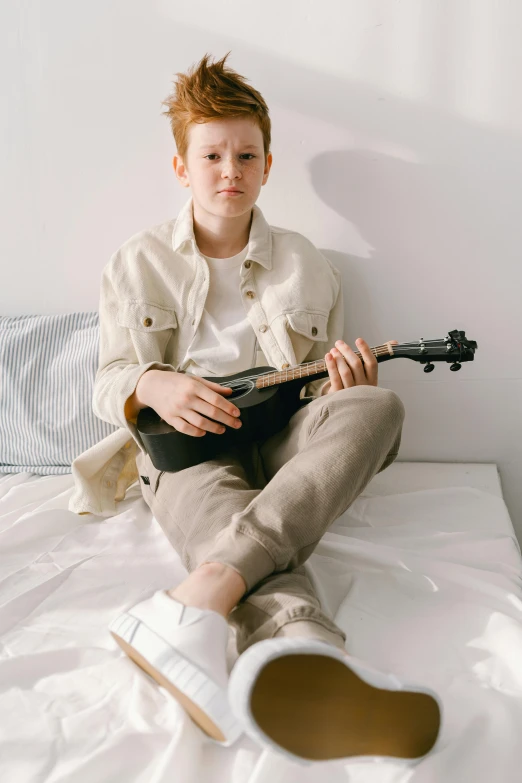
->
<box><xmin>1</xmin><ymin>462</ymin><xmax>521</xmax><ymax>783</ymax></box>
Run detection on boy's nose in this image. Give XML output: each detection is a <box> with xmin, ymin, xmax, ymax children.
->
<box><xmin>221</xmin><ymin>159</ymin><xmax>241</xmax><ymax>174</ymax></box>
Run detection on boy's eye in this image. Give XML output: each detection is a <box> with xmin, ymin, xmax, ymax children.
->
<box><xmin>204</xmin><ymin>154</ymin><xmax>255</xmax><ymax>160</ymax></box>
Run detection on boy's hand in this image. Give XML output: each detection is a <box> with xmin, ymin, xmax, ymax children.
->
<box><xmin>323</xmin><ymin>338</ymin><xmax>399</xmax><ymax>394</ymax></box>
<box><xmin>136</xmin><ymin>370</ymin><xmax>242</xmax><ymax>437</ymax></box>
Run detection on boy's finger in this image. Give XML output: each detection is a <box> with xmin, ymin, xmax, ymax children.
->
<box><xmin>325</xmin><ymin>352</ymin><xmax>344</xmax><ymax>392</ymax></box>
<box><xmin>353</xmin><ymin>338</ymin><xmax>378</xmax><ymax>383</ymax></box>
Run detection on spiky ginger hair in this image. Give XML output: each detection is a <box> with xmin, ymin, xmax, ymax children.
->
<box><xmin>161</xmin><ymin>51</ymin><xmax>271</xmax><ymax>163</ymax></box>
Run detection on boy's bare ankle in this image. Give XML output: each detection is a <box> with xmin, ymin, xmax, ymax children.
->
<box><xmin>166</xmin><ymin>562</ymin><xmax>247</xmax><ymax>617</ymax></box>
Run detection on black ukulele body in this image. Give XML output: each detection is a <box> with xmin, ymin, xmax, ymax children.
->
<box><xmin>136</xmin><ymin>365</ymin><xmax>328</xmax><ymax>472</ymax></box>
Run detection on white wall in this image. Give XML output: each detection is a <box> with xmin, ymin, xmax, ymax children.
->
<box><xmin>2</xmin><ymin>1</ymin><xmax>521</xmax><ymax>535</ymax></box>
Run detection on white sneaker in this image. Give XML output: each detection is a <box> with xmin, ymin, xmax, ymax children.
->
<box><xmin>228</xmin><ymin>637</ymin><xmax>443</xmax><ymax>765</ymax></box>
<box><xmin>109</xmin><ymin>589</ymin><xmax>243</xmax><ymax>746</ymax></box>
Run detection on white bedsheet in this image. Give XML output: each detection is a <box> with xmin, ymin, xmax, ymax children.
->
<box><xmin>1</xmin><ymin>463</ymin><xmax>522</xmax><ymax>783</ymax></box>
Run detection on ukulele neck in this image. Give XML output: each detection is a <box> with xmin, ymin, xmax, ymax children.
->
<box><xmin>255</xmin><ymin>343</ymin><xmax>395</xmax><ymax>389</ymax></box>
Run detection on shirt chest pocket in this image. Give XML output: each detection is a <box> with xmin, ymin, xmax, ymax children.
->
<box><xmin>285</xmin><ymin>310</ymin><xmax>329</xmax><ymax>363</ymax></box>
<box><xmin>117</xmin><ymin>299</ymin><xmax>178</xmax><ymax>363</ymax></box>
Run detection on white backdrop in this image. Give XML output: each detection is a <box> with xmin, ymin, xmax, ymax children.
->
<box><xmin>1</xmin><ymin>0</ymin><xmax>520</xmax><ymax>536</ymax></box>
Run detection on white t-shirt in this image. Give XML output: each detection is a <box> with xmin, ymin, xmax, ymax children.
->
<box><xmin>179</xmin><ymin>244</ymin><xmax>261</xmax><ymax>378</ymax></box>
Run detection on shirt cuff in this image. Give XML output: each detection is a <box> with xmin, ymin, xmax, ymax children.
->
<box><xmin>93</xmin><ymin>362</ymin><xmax>177</xmax><ymax>454</ymax></box>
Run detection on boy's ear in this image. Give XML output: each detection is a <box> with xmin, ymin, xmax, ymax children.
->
<box><xmin>173</xmin><ymin>154</ymin><xmax>190</xmax><ymax>187</ymax></box>
<box><xmin>262</xmin><ymin>152</ymin><xmax>273</xmax><ymax>185</ymax></box>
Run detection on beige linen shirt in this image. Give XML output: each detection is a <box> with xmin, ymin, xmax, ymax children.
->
<box><xmin>68</xmin><ymin>195</ymin><xmax>344</xmax><ymax>518</ymax></box>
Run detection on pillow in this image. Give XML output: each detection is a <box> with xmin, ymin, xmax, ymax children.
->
<box><xmin>0</xmin><ymin>312</ymin><xmax>117</xmax><ymax>474</ymax></box>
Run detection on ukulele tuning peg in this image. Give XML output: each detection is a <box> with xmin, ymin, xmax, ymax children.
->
<box><xmin>423</xmin><ymin>362</ymin><xmax>435</xmax><ymax>373</ymax></box>
<box><xmin>450</xmin><ymin>363</ymin><xmax>462</xmax><ymax>371</ymax></box>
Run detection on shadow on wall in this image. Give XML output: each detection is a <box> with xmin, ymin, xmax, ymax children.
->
<box><xmin>310</xmin><ymin>140</ymin><xmax>519</xmax><ymax>328</ymax></box>
<box><xmin>304</xmin><ymin>113</ymin><xmax>522</xmax><ymax>366</ymax></box>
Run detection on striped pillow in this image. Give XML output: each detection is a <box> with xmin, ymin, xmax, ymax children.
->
<box><xmin>0</xmin><ymin>312</ymin><xmax>117</xmax><ymax>474</ymax></box>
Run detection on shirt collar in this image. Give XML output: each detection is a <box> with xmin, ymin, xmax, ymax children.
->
<box><xmin>172</xmin><ymin>194</ymin><xmax>272</xmax><ymax>270</ymax></box>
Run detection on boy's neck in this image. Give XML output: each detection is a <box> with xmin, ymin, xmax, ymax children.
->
<box><xmin>192</xmin><ymin>200</ymin><xmax>253</xmax><ymax>259</ymax></box>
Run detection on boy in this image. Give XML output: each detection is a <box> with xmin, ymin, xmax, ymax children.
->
<box><xmin>91</xmin><ymin>53</ymin><xmax>441</xmax><ymax>763</ymax></box>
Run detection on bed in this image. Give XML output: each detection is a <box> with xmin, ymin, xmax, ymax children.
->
<box><xmin>1</xmin><ymin>461</ymin><xmax>522</xmax><ymax>783</ymax></box>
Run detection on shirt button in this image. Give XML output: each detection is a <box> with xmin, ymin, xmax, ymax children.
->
<box><xmin>245</xmin><ymin>290</ymin><xmax>255</xmax><ymax>299</ymax></box>
<box><xmin>143</xmin><ymin>317</ymin><xmax>153</xmax><ymax>327</ymax></box>
<box><xmin>282</xmin><ymin>363</ymin><xmax>290</xmax><ymax>369</ymax></box>
<box><xmin>244</xmin><ymin>260</ymin><xmax>251</xmax><ymax>269</ymax></box>
<box><xmin>259</xmin><ymin>324</ymin><xmax>268</xmax><ymax>333</ymax></box>
<box><xmin>105</xmin><ymin>479</ymin><xmax>114</xmax><ymax>488</ymax></box>
<box><xmin>311</xmin><ymin>326</ymin><xmax>318</xmax><ymax>336</ymax></box>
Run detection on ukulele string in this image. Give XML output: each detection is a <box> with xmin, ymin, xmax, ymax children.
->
<box><xmin>216</xmin><ymin>340</ymin><xmax>452</xmax><ymax>389</ymax></box>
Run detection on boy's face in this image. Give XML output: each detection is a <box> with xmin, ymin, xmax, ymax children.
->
<box><xmin>173</xmin><ymin>117</ymin><xmax>272</xmax><ymax>217</ymax></box>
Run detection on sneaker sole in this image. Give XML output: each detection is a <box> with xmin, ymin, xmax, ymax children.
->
<box><xmin>247</xmin><ymin>653</ymin><xmax>441</xmax><ymax>762</ymax></box>
<box><xmin>110</xmin><ymin>611</ymin><xmax>242</xmax><ymax>746</ymax></box>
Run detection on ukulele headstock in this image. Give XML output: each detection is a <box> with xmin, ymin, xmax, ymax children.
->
<box><xmin>392</xmin><ymin>329</ymin><xmax>477</xmax><ymax>373</ymax></box>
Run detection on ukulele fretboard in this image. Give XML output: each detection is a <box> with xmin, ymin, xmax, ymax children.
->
<box><xmin>255</xmin><ymin>343</ymin><xmax>395</xmax><ymax>388</ymax></box>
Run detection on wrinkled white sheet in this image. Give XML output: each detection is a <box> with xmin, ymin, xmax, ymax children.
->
<box><xmin>1</xmin><ymin>463</ymin><xmax>522</xmax><ymax>783</ymax></box>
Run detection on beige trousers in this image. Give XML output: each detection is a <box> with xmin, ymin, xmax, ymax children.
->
<box><xmin>136</xmin><ymin>385</ymin><xmax>405</xmax><ymax>655</ymax></box>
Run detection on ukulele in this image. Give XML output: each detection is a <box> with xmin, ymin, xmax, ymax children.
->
<box><xmin>137</xmin><ymin>329</ymin><xmax>477</xmax><ymax>472</ymax></box>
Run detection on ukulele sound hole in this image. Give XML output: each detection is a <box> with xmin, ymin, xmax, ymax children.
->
<box><xmin>224</xmin><ymin>380</ymin><xmax>255</xmax><ymax>401</ymax></box>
